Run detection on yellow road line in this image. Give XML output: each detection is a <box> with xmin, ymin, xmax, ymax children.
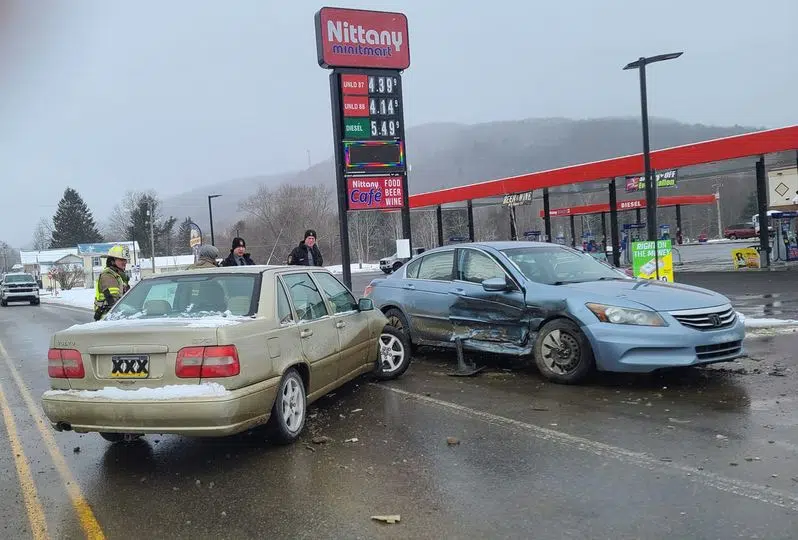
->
<box><xmin>0</xmin><ymin>340</ymin><xmax>105</xmax><ymax>540</ymax></box>
<box><xmin>0</xmin><ymin>380</ymin><xmax>50</xmax><ymax>540</ymax></box>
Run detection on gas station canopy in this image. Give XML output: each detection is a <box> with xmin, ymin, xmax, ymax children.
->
<box><xmin>540</xmin><ymin>194</ymin><xmax>717</xmax><ymax>218</ymax></box>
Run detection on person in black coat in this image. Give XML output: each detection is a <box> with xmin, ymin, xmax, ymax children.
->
<box><xmin>287</xmin><ymin>229</ymin><xmax>323</xmax><ymax>267</ymax></box>
<box><xmin>221</xmin><ymin>237</ymin><xmax>256</xmax><ymax>266</ymax></box>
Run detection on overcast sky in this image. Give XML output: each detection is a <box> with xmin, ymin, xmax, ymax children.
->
<box><xmin>1</xmin><ymin>0</ymin><xmax>796</xmax><ymax>247</ymax></box>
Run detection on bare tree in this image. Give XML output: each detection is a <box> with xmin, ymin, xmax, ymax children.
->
<box><xmin>50</xmin><ymin>263</ymin><xmax>84</xmax><ymax>290</ymax></box>
<box><xmin>348</xmin><ymin>210</ymin><xmax>383</xmax><ymax>266</ymax></box>
<box><xmin>32</xmin><ymin>218</ymin><xmax>54</xmax><ymax>250</ymax></box>
<box><xmin>239</xmin><ymin>183</ymin><xmax>338</xmax><ymax>264</ymax></box>
<box><xmin>410</xmin><ymin>210</ymin><xmax>439</xmax><ymax>250</ymax></box>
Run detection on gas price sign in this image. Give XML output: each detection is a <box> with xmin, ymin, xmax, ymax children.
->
<box><xmin>338</xmin><ymin>69</ymin><xmax>406</xmax><ymax>176</ymax></box>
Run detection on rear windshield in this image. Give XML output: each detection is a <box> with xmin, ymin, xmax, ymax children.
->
<box><xmin>106</xmin><ymin>274</ymin><xmax>258</xmax><ymax>320</ymax></box>
<box><xmin>3</xmin><ymin>274</ymin><xmax>36</xmax><ymax>284</ymax></box>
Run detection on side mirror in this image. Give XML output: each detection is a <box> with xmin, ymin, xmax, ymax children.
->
<box><xmin>358</xmin><ymin>298</ymin><xmax>374</xmax><ymax>311</ymax></box>
<box><xmin>482</xmin><ymin>277</ymin><xmax>509</xmax><ymax>292</ymax></box>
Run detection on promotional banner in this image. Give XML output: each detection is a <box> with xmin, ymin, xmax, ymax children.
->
<box><xmin>731</xmin><ymin>247</ymin><xmax>760</xmax><ymax>269</ymax></box>
<box><xmin>625</xmin><ymin>170</ymin><xmax>678</xmax><ymax>193</ymax></box>
<box><xmin>631</xmin><ymin>240</ymin><xmax>674</xmax><ymax>282</ymax></box>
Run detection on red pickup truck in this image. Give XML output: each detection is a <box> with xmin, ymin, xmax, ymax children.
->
<box><xmin>723</xmin><ymin>223</ymin><xmax>757</xmax><ymax>239</ymax></box>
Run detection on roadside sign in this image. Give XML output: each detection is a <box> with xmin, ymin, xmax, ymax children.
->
<box><xmin>317</xmin><ymin>6</ymin><xmax>412</xmax><ymax>289</ymax></box>
<box><xmin>631</xmin><ymin>240</ymin><xmax>674</xmax><ymax>282</ymax></box>
<box><xmin>732</xmin><ymin>247</ymin><xmax>760</xmax><ymax>269</ymax></box>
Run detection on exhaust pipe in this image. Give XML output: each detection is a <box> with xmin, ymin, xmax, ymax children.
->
<box><xmin>55</xmin><ymin>422</ymin><xmax>73</xmax><ymax>432</ymax></box>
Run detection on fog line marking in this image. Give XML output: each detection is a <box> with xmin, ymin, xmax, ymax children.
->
<box><xmin>0</xmin><ymin>339</ymin><xmax>106</xmax><ymax>539</ymax></box>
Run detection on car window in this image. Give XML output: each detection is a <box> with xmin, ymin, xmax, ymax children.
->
<box><xmin>107</xmin><ymin>274</ymin><xmax>257</xmax><ymax>319</ymax></box>
<box><xmin>313</xmin><ymin>272</ymin><xmax>358</xmax><ymax>314</ymax></box>
<box><xmin>459</xmin><ymin>249</ymin><xmax>504</xmax><ymax>283</ymax></box>
<box><xmin>276</xmin><ymin>279</ymin><xmax>294</xmax><ymax>325</ymax></box>
<box><xmin>405</xmin><ymin>257</ymin><xmax>421</xmax><ymax>279</ymax></box>
<box><xmin>417</xmin><ymin>251</ymin><xmax>454</xmax><ymax>281</ymax></box>
<box><xmin>282</xmin><ymin>273</ymin><xmax>329</xmax><ymax>321</ymax></box>
<box><xmin>3</xmin><ymin>274</ymin><xmax>36</xmax><ymax>284</ymax></box>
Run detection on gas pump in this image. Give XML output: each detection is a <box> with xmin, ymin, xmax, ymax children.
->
<box><xmin>622</xmin><ymin>223</ymin><xmax>646</xmax><ymax>265</ymax></box>
<box><xmin>659</xmin><ymin>224</ymin><xmax>671</xmax><ymax>241</ymax></box>
<box><xmin>772</xmin><ymin>211</ymin><xmax>798</xmax><ymax>262</ymax></box>
<box><xmin>523</xmin><ymin>230</ymin><xmax>542</xmax><ymax>242</ymax></box>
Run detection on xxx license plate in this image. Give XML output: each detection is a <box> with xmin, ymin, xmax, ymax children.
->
<box><xmin>110</xmin><ymin>355</ymin><xmax>150</xmax><ymax>378</ymax></box>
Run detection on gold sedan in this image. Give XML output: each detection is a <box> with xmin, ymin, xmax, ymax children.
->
<box><xmin>41</xmin><ymin>266</ymin><xmax>411</xmax><ymax>444</ymax></box>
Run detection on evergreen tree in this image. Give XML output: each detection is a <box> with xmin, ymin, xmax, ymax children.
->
<box><xmin>50</xmin><ymin>187</ymin><xmax>103</xmax><ymax>248</ymax></box>
<box><xmin>124</xmin><ymin>194</ymin><xmax>178</xmax><ymax>258</ymax></box>
<box><xmin>176</xmin><ymin>217</ymin><xmax>195</xmax><ymax>255</ymax></box>
<box><xmin>740</xmin><ymin>191</ymin><xmax>758</xmax><ymax>223</ymax></box>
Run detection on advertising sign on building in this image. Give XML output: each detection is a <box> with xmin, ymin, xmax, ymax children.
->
<box><xmin>631</xmin><ymin>240</ymin><xmax>674</xmax><ymax>282</ymax></box>
<box><xmin>625</xmin><ymin>170</ymin><xmax>678</xmax><ymax>193</ymax></box>
<box><xmin>347</xmin><ymin>176</ymin><xmax>404</xmax><ymax>210</ymax></box>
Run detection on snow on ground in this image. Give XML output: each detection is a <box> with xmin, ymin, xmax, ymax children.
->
<box><xmin>325</xmin><ymin>263</ymin><xmax>381</xmax><ymax>274</ymax></box>
<box><xmin>42</xmin><ymin>382</ymin><xmax>229</xmax><ymax>401</ymax></box>
<box><xmin>40</xmin><ymin>288</ymin><xmax>95</xmax><ymax>310</ymax></box>
<box><xmin>736</xmin><ymin>311</ymin><xmax>798</xmax><ymax>328</ymax></box>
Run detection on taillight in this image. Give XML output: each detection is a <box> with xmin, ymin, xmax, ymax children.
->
<box><xmin>48</xmin><ymin>349</ymin><xmax>85</xmax><ymax>378</ymax></box>
<box><xmin>176</xmin><ymin>345</ymin><xmax>240</xmax><ymax>378</ymax></box>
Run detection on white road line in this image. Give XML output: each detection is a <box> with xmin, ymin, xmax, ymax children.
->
<box><xmin>372</xmin><ymin>384</ymin><xmax>798</xmax><ymax>512</ymax></box>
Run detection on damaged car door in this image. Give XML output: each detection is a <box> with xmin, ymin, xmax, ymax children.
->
<box><xmin>450</xmin><ymin>247</ymin><xmax>530</xmax><ymax>354</ymax></box>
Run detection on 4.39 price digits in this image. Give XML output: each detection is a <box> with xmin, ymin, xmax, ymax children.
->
<box><xmin>368</xmin><ymin>75</ymin><xmax>397</xmax><ymax>94</ymax></box>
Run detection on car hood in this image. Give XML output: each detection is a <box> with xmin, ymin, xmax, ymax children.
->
<box><xmin>558</xmin><ymin>279</ymin><xmax>729</xmax><ymax>312</ymax></box>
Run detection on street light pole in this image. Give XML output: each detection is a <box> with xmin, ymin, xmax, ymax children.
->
<box><xmin>208</xmin><ymin>194</ymin><xmax>221</xmax><ymax>246</ymax></box>
<box><xmin>624</xmin><ymin>52</ymin><xmax>683</xmax><ymax>281</ymax></box>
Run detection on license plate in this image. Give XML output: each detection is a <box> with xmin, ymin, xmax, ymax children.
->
<box><xmin>110</xmin><ymin>355</ymin><xmax>150</xmax><ymax>378</ymax></box>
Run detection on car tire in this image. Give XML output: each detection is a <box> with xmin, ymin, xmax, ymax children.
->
<box><xmin>534</xmin><ymin>319</ymin><xmax>595</xmax><ymax>384</ymax></box>
<box><xmin>382</xmin><ymin>269</ymin><xmax>391</xmax><ymax>274</ymax></box>
<box><xmin>728</xmin><ymin>234</ymin><xmax>737</xmax><ymax>240</ymax></box>
<box><xmin>0</xmin><ymin>300</ymin><xmax>6</xmax><ymax>307</ymax></box>
<box><xmin>374</xmin><ymin>325</ymin><xmax>412</xmax><ymax>380</ymax></box>
<box><xmin>266</xmin><ymin>367</ymin><xmax>306</xmax><ymax>445</ymax></box>
<box><xmin>384</xmin><ymin>308</ymin><xmax>415</xmax><ymax>351</ymax></box>
<box><xmin>31</xmin><ymin>299</ymin><xmax>40</xmax><ymax>306</ymax></box>
<box><xmin>391</xmin><ymin>262</ymin><xmax>403</xmax><ymax>273</ymax></box>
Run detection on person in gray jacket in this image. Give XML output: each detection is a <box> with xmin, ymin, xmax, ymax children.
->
<box><xmin>189</xmin><ymin>244</ymin><xmax>220</xmax><ymax>269</ymax></box>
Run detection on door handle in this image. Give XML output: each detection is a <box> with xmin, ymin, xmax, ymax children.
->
<box><xmin>300</xmin><ymin>329</ymin><xmax>313</xmax><ymax>338</ymax></box>
<box><xmin>403</xmin><ymin>284</ymin><xmax>415</xmax><ymax>290</ymax></box>
<box><xmin>335</xmin><ymin>321</ymin><xmax>346</xmax><ymax>328</ymax></box>
<box><xmin>451</xmin><ymin>288</ymin><xmax>466</xmax><ymax>296</ymax></box>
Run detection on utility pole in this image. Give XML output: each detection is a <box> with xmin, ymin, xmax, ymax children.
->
<box><xmin>713</xmin><ymin>182</ymin><xmax>723</xmax><ymax>238</ymax></box>
<box><xmin>147</xmin><ymin>201</ymin><xmax>156</xmax><ymax>274</ymax></box>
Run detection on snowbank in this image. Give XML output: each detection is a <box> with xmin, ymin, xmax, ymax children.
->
<box><xmin>736</xmin><ymin>311</ymin><xmax>798</xmax><ymax>328</ymax></box>
<box><xmin>325</xmin><ymin>263</ymin><xmax>381</xmax><ymax>274</ymax></box>
<box><xmin>40</xmin><ymin>288</ymin><xmax>95</xmax><ymax>310</ymax></box>
<box><xmin>42</xmin><ymin>383</ymin><xmax>229</xmax><ymax>401</ymax></box>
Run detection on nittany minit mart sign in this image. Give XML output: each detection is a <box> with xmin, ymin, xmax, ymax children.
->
<box><xmin>315</xmin><ymin>7</ymin><xmax>410</xmax><ymax>70</ymax></box>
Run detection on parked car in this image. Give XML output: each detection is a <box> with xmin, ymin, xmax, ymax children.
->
<box><xmin>364</xmin><ymin>241</ymin><xmax>744</xmax><ymax>384</ymax></box>
<box><xmin>379</xmin><ymin>247</ymin><xmax>426</xmax><ymax>274</ymax></box>
<box><xmin>41</xmin><ymin>266</ymin><xmax>410</xmax><ymax>444</ymax></box>
<box><xmin>723</xmin><ymin>223</ymin><xmax>757</xmax><ymax>240</ymax></box>
<box><xmin>1</xmin><ymin>272</ymin><xmax>40</xmax><ymax>306</ymax></box>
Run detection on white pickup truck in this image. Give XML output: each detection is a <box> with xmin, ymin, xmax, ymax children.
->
<box><xmin>1</xmin><ymin>272</ymin><xmax>40</xmax><ymax>306</ymax></box>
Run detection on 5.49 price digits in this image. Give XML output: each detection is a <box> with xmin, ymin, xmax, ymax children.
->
<box><xmin>370</xmin><ymin>119</ymin><xmax>400</xmax><ymax>137</ymax></box>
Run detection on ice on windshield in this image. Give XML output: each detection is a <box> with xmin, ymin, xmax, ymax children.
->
<box><xmin>501</xmin><ymin>246</ymin><xmax>626</xmax><ymax>285</ymax></box>
<box><xmin>105</xmin><ymin>274</ymin><xmax>257</xmax><ymax>320</ymax></box>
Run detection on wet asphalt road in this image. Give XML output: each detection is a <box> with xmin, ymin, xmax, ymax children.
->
<box><xmin>1</xmin><ymin>300</ymin><xmax>798</xmax><ymax>538</ymax></box>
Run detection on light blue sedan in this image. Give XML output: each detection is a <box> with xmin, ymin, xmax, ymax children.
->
<box><xmin>364</xmin><ymin>241</ymin><xmax>744</xmax><ymax>384</ymax></box>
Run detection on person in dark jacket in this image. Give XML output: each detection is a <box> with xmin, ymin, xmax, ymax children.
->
<box><xmin>287</xmin><ymin>229</ymin><xmax>323</xmax><ymax>267</ymax></box>
<box><xmin>221</xmin><ymin>237</ymin><xmax>255</xmax><ymax>266</ymax></box>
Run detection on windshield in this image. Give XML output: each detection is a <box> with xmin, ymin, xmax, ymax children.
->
<box><xmin>501</xmin><ymin>246</ymin><xmax>627</xmax><ymax>285</ymax></box>
<box><xmin>105</xmin><ymin>274</ymin><xmax>258</xmax><ymax>320</ymax></box>
<box><xmin>3</xmin><ymin>274</ymin><xmax>36</xmax><ymax>284</ymax></box>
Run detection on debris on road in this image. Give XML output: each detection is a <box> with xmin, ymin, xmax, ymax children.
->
<box><xmin>345</xmin><ymin>438</ymin><xmax>359</xmax><ymax>443</ymax></box>
<box><xmin>446</xmin><ymin>437</ymin><xmax>460</xmax><ymax>446</ymax></box>
<box><xmin>312</xmin><ymin>436</ymin><xmax>333</xmax><ymax>444</ymax></box>
<box><xmin>73</xmin><ymin>446</ymin><xmax>80</xmax><ymax>453</ymax></box>
<box><xmin>371</xmin><ymin>515</ymin><xmax>401</xmax><ymax>524</ymax></box>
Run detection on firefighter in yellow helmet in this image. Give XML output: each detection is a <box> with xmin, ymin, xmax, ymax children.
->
<box><xmin>93</xmin><ymin>245</ymin><xmax>131</xmax><ymax>321</ymax></box>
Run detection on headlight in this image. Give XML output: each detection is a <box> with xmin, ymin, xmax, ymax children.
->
<box><xmin>586</xmin><ymin>303</ymin><xmax>666</xmax><ymax>327</ymax></box>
